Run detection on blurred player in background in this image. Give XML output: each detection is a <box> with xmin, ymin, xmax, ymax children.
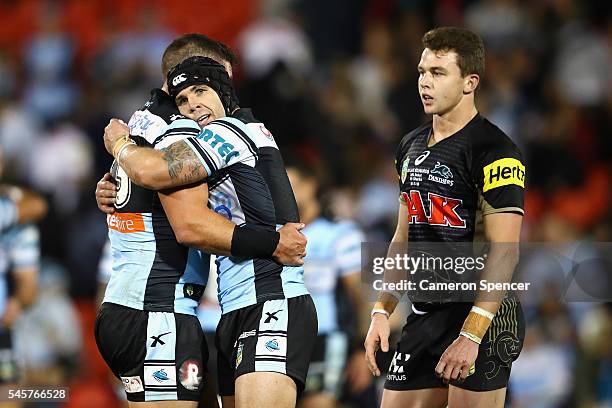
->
<box><xmin>0</xmin><ymin>147</ymin><xmax>43</xmax><ymax>402</ymax></box>
<box><xmin>103</xmin><ymin>55</ymin><xmax>317</xmax><ymax>408</ymax></box>
<box><xmin>0</xmin><ymin>149</ymin><xmax>47</xmax><ymax>233</ymax></box>
<box><xmin>287</xmin><ymin>164</ymin><xmax>373</xmax><ymax>408</ymax></box>
<box><xmin>365</xmin><ymin>27</ymin><xmax>526</xmax><ymax>408</ymax></box>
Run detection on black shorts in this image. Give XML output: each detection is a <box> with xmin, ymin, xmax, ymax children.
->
<box><xmin>303</xmin><ymin>332</ymin><xmax>349</xmax><ymax>397</ymax></box>
<box><xmin>0</xmin><ymin>327</ymin><xmax>17</xmax><ymax>384</ymax></box>
<box><xmin>94</xmin><ymin>302</ymin><xmax>209</xmax><ymax>402</ymax></box>
<box><xmin>384</xmin><ymin>297</ymin><xmax>525</xmax><ymax>392</ymax></box>
<box><xmin>215</xmin><ymin>295</ymin><xmax>318</xmax><ymax>396</ymax></box>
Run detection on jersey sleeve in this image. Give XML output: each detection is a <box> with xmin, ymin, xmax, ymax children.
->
<box><xmin>334</xmin><ymin>223</ymin><xmax>364</xmax><ymax>277</ymax></box>
<box><xmin>181</xmin><ymin>117</ymin><xmax>255</xmax><ymax>177</ymax></box>
<box><xmin>8</xmin><ymin>224</ymin><xmax>40</xmax><ymax>271</ymax></box>
<box><xmin>0</xmin><ymin>197</ymin><xmax>17</xmax><ymax>232</ymax></box>
<box><xmin>152</xmin><ymin>118</ymin><xmax>201</xmax><ymax>150</ymax></box>
<box><xmin>474</xmin><ymin>141</ymin><xmax>526</xmax><ymax>215</ymax></box>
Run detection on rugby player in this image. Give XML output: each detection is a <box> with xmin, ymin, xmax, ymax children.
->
<box><xmin>0</xmin><ymin>144</ymin><xmax>47</xmax><ymax>231</ymax></box>
<box><xmin>102</xmin><ymin>56</ymin><xmax>317</xmax><ymax>408</ymax></box>
<box><xmin>94</xmin><ymin>35</ymin><xmax>305</xmax><ymax>407</ymax></box>
<box><xmin>286</xmin><ymin>165</ymin><xmax>371</xmax><ymax>408</ymax></box>
<box><xmin>364</xmin><ymin>27</ymin><xmax>526</xmax><ymax>408</ymax></box>
<box><xmin>0</xmin><ymin>148</ymin><xmax>41</xmax><ymax>390</ymax></box>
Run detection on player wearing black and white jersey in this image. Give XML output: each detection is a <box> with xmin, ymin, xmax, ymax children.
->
<box><xmin>364</xmin><ymin>27</ymin><xmax>526</xmax><ymax>408</ymax></box>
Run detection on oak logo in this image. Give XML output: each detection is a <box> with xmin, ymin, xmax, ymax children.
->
<box><xmin>483</xmin><ymin>158</ymin><xmax>525</xmax><ymax>192</ymax></box>
<box><xmin>402</xmin><ymin>190</ymin><xmax>466</xmax><ymax>228</ymax></box>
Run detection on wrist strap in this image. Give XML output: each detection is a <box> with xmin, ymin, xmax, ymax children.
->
<box><xmin>113</xmin><ymin>135</ymin><xmax>135</xmax><ymax>158</ymax></box>
<box><xmin>459</xmin><ymin>330</ymin><xmax>482</xmax><ymax>344</ymax></box>
<box><xmin>231</xmin><ymin>225</ymin><xmax>280</xmax><ymax>259</ymax></box>
<box><xmin>371</xmin><ymin>308</ymin><xmax>390</xmax><ymax>319</ymax></box>
<box><xmin>471</xmin><ymin>306</ymin><xmax>495</xmax><ymax>320</ymax></box>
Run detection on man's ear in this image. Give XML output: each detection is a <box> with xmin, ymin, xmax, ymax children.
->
<box><xmin>463</xmin><ymin>74</ymin><xmax>480</xmax><ymax>94</ymax></box>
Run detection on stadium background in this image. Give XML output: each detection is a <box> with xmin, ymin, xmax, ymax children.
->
<box><xmin>0</xmin><ymin>0</ymin><xmax>610</xmax><ymax>406</ymax></box>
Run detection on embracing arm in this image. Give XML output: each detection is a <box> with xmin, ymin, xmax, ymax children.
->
<box><xmin>103</xmin><ymin>118</ymin><xmax>207</xmax><ymax>190</ymax></box>
<box><xmin>158</xmin><ymin>183</ymin><xmax>233</xmax><ymax>255</ymax></box>
<box><xmin>115</xmin><ymin>141</ymin><xmax>207</xmax><ymax>190</ymax></box>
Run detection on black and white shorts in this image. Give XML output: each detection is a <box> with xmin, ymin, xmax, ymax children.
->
<box><xmin>94</xmin><ymin>302</ymin><xmax>209</xmax><ymax>402</ymax></box>
<box><xmin>302</xmin><ymin>331</ymin><xmax>349</xmax><ymax>397</ymax></box>
<box><xmin>384</xmin><ymin>297</ymin><xmax>525</xmax><ymax>392</ymax></box>
<box><xmin>215</xmin><ymin>295</ymin><xmax>318</xmax><ymax>396</ymax></box>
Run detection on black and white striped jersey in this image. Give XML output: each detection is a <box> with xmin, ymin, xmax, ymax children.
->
<box><xmin>182</xmin><ymin>108</ymin><xmax>309</xmax><ymax>314</ymax></box>
<box><xmin>104</xmin><ymin>89</ymin><xmax>210</xmax><ymax>315</ymax></box>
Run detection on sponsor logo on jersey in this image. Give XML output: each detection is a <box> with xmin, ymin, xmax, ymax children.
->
<box><xmin>402</xmin><ymin>191</ymin><xmax>466</xmax><ymax>228</ymax></box>
<box><xmin>414</xmin><ymin>150</ymin><xmax>430</xmax><ymax>166</ymax></box>
<box><xmin>179</xmin><ymin>359</ymin><xmax>203</xmax><ymax>391</ymax></box>
<box><xmin>214</xmin><ymin>204</ymin><xmax>232</xmax><ymax>220</ymax></box>
<box><xmin>150</xmin><ymin>331</ymin><xmax>171</xmax><ymax>347</ymax></box>
<box><xmin>401</xmin><ymin>158</ymin><xmax>410</xmax><ymax>183</ymax></box>
<box><xmin>171</xmin><ymin>73</ymin><xmax>187</xmax><ymax>86</ymax></box>
<box><xmin>259</xmin><ymin>125</ymin><xmax>274</xmax><ymax>141</ymax></box>
<box><xmin>107</xmin><ymin>212</ymin><xmax>145</xmax><ymax>233</ymax></box>
<box><xmin>483</xmin><ymin>158</ymin><xmax>525</xmax><ymax>192</ymax></box>
<box><xmin>121</xmin><ymin>376</ymin><xmax>144</xmax><ymax>393</ymax></box>
<box><xmin>198</xmin><ymin>128</ymin><xmax>240</xmax><ymax>164</ymax></box>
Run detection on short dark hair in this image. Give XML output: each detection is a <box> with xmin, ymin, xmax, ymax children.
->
<box><xmin>422</xmin><ymin>27</ymin><xmax>485</xmax><ymax>78</ymax></box>
<box><xmin>161</xmin><ymin>33</ymin><xmax>237</xmax><ymax>77</ymax></box>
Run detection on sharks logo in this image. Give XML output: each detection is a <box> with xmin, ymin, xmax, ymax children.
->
<box><xmin>152</xmin><ymin>369</ymin><xmax>170</xmax><ymax>383</ymax></box>
<box><xmin>265</xmin><ymin>339</ymin><xmax>280</xmax><ymax>352</ymax></box>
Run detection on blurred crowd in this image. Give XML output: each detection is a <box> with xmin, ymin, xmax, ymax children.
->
<box><xmin>0</xmin><ymin>0</ymin><xmax>610</xmax><ymax>407</ymax></box>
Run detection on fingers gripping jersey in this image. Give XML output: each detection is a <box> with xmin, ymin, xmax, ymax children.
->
<box><xmin>302</xmin><ymin>218</ymin><xmax>363</xmax><ymax>334</ymax></box>
<box><xmin>104</xmin><ymin>89</ymin><xmax>210</xmax><ymax>315</ymax></box>
<box><xmin>182</xmin><ymin>109</ymin><xmax>309</xmax><ymax>314</ymax></box>
<box><xmin>395</xmin><ymin>114</ymin><xmax>525</xmax><ymax>243</ymax></box>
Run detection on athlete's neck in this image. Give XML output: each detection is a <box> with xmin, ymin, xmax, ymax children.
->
<box><xmin>299</xmin><ymin>200</ymin><xmax>320</xmax><ymax>225</ymax></box>
<box><xmin>431</xmin><ymin>99</ymin><xmax>478</xmax><ymax>144</ymax></box>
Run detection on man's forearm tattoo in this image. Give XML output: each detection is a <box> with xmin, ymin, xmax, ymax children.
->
<box><xmin>161</xmin><ymin>141</ymin><xmax>208</xmax><ymax>186</ymax></box>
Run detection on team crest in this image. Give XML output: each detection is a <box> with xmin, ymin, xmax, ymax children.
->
<box><xmin>401</xmin><ymin>158</ymin><xmax>410</xmax><ymax>183</ymax></box>
<box><xmin>236</xmin><ymin>343</ymin><xmax>243</xmax><ymax>368</ymax></box>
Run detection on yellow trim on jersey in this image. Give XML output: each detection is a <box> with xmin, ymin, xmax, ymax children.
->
<box><xmin>483</xmin><ymin>158</ymin><xmax>525</xmax><ymax>192</ymax></box>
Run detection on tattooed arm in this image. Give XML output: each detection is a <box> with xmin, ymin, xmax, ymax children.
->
<box><xmin>114</xmin><ymin>140</ymin><xmax>208</xmax><ymax>190</ymax></box>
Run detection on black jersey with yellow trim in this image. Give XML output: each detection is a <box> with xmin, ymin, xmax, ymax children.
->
<box><xmin>395</xmin><ymin>113</ymin><xmax>525</xmax><ymax>243</ymax></box>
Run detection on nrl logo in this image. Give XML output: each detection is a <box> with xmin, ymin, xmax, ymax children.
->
<box><xmin>401</xmin><ymin>158</ymin><xmax>410</xmax><ymax>183</ymax></box>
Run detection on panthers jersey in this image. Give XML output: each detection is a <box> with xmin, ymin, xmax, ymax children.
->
<box><xmin>0</xmin><ymin>224</ymin><xmax>39</xmax><ymax>318</ymax></box>
<box><xmin>103</xmin><ymin>89</ymin><xmax>210</xmax><ymax>316</ymax></box>
<box><xmin>395</xmin><ymin>114</ymin><xmax>525</xmax><ymax>311</ymax></box>
<box><xmin>302</xmin><ymin>218</ymin><xmax>363</xmax><ymax>334</ymax></box>
<box><xmin>182</xmin><ymin>108</ymin><xmax>309</xmax><ymax>314</ymax></box>
<box><xmin>396</xmin><ymin>114</ymin><xmax>524</xmax><ymax>241</ymax></box>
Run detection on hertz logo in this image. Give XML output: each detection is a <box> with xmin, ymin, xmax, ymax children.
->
<box><xmin>483</xmin><ymin>158</ymin><xmax>525</xmax><ymax>192</ymax></box>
